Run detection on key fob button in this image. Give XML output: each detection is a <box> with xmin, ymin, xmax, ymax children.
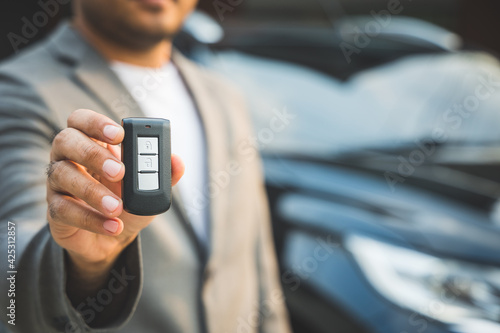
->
<box><xmin>138</xmin><ymin>173</ymin><xmax>159</xmax><ymax>191</ymax></box>
<box><xmin>138</xmin><ymin>155</ymin><xmax>158</xmax><ymax>172</ymax></box>
<box><xmin>138</xmin><ymin>137</ymin><xmax>158</xmax><ymax>154</ymax></box>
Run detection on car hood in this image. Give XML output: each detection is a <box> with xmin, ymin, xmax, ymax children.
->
<box><xmin>265</xmin><ymin>156</ymin><xmax>500</xmax><ymax>264</ymax></box>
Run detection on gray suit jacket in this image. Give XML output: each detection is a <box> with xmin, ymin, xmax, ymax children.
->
<box><xmin>0</xmin><ymin>22</ymin><xmax>291</xmax><ymax>333</ymax></box>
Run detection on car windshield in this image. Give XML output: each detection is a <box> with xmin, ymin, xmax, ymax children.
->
<box><xmin>200</xmin><ymin>50</ymin><xmax>500</xmax><ymax>158</ymax></box>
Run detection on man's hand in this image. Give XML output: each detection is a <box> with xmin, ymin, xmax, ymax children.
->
<box><xmin>46</xmin><ymin>109</ymin><xmax>184</xmax><ymax>291</ymax></box>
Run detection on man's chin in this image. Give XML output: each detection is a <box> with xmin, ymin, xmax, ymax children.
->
<box><xmin>129</xmin><ymin>19</ymin><xmax>181</xmax><ymax>40</ymax></box>
<box><xmin>79</xmin><ymin>0</ymin><xmax>187</xmax><ymax>49</ymax></box>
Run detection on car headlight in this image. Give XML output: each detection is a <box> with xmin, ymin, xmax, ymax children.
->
<box><xmin>345</xmin><ymin>234</ymin><xmax>500</xmax><ymax>331</ymax></box>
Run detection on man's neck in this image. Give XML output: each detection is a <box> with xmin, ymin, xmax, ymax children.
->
<box><xmin>73</xmin><ymin>17</ymin><xmax>171</xmax><ymax>68</ymax></box>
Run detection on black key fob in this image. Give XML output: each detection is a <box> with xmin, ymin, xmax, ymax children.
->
<box><xmin>121</xmin><ymin>117</ymin><xmax>171</xmax><ymax>215</ymax></box>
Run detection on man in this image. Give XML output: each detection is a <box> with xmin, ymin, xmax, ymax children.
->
<box><xmin>0</xmin><ymin>0</ymin><xmax>291</xmax><ymax>332</ymax></box>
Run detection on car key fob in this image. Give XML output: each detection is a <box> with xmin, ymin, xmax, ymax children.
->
<box><xmin>121</xmin><ymin>117</ymin><xmax>171</xmax><ymax>215</ymax></box>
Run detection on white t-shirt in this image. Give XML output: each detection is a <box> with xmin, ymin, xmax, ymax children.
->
<box><xmin>110</xmin><ymin>61</ymin><xmax>209</xmax><ymax>246</ymax></box>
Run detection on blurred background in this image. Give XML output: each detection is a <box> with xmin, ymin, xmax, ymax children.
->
<box><xmin>2</xmin><ymin>1</ymin><xmax>500</xmax><ymax>333</ymax></box>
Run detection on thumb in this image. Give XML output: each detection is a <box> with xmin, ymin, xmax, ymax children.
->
<box><xmin>171</xmin><ymin>154</ymin><xmax>185</xmax><ymax>187</ymax></box>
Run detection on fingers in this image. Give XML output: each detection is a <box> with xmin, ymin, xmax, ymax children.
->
<box><xmin>171</xmin><ymin>154</ymin><xmax>185</xmax><ymax>187</ymax></box>
<box><xmin>51</xmin><ymin>127</ymin><xmax>125</xmax><ymax>182</ymax></box>
<box><xmin>107</xmin><ymin>142</ymin><xmax>121</xmax><ymax>160</ymax></box>
<box><xmin>47</xmin><ymin>191</ymin><xmax>124</xmax><ymax>236</ymax></box>
<box><xmin>67</xmin><ymin>109</ymin><xmax>124</xmax><ymax>145</ymax></box>
<box><xmin>47</xmin><ymin>160</ymin><xmax>123</xmax><ymax>217</ymax></box>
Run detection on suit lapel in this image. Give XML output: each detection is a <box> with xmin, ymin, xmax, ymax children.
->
<box><xmin>48</xmin><ymin>21</ymin><xmax>143</xmax><ymax>122</ymax></box>
<box><xmin>73</xmin><ymin>47</ymin><xmax>144</xmax><ymax>122</ymax></box>
<box><xmin>172</xmin><ymin>51</ymin><xmax>230</xmax><ymax>260</ymax></box>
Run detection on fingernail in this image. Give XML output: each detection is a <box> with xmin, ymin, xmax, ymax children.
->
<box><xmin>103</xmin><ymin>220</ymin><xmax>119</xmax><ymax>234</ymax></box>
<box><xmin>103</xmin><ymin>159</ymin><xmax>122</xmax><ymax>178</ymax></box>
<box><xmin>102</xmin><ymin>196</ymin><xmax>120</xmax><ymax>213</ymax></box>
<box><xmin>103</xmin><ymin>125</ymin><xmax>120</xmax><ymax>140</ymax></box>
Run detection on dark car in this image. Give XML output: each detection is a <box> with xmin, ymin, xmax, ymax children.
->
<box><xmin>178</xmin><ymin>11</ymin><xmax>500</xmax><ymax>333</ymax></box>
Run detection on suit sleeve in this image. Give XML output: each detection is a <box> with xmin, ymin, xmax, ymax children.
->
<box><xmin>0</xmin><ymin>75</ymin><xmax>143</xmax><ymax>333</ymax></box>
